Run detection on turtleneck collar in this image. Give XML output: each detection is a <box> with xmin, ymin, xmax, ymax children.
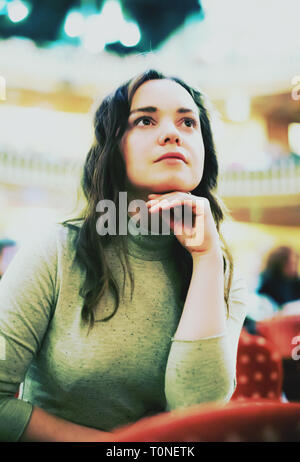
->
<box><xmin>126</xmin><ymin>215</ymin><xmax>176</xmax><ymax>261</ymax></box>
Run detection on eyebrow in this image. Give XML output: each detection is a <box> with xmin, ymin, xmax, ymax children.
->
<box><xmin>129</xmin><ymin>106</ymin><xmax>197</xmax><ymax>116</ymax></box>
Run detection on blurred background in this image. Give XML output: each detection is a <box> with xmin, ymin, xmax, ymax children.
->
<box><xmin>0</xmin><ymin>0</ymin><xmax>300</xmax><ymax>318</ymax></box>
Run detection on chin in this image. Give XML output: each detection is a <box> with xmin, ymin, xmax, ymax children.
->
<box><xmin>152</xmin><ymin>180</ymin><xmax>196</xmax><ymax>193</ymax></box>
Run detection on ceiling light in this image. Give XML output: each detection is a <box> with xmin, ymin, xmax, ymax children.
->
<box><xmin>7</xmin><ymin>0</ymin><xmax>30</xmax><ymax>23</ymax></box>
<box><xmin>0</xmin><ymin>0</ymin><xmax>7</xmax><ymax>15</ymax></box>
<box><xmin>81</xmin><ymin>15</ymin><xmax>106</xmax><ymax>54</ymax></box>
<box><xmin>120</xmin><ymin>22</ymin><xmax>141</xmax><ymax>47</ymax></box>
<box><xmin>64</xmin><ymin>11</ymin><xmax>85</xmax><ymax>38</ymax></box>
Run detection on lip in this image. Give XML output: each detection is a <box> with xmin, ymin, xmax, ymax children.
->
<box><xmin>155</xmin><ymin>152</ymin><xmax>187</xmax><ymax>163</ymax></box>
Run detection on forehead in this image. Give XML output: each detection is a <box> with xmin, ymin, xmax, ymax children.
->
<box><xmin>130</xmin><ymin>79</ymin><xmax>198</xmax><ymax>112</ymax></box>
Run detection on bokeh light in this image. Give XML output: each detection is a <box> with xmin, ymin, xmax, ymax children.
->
<box><xmin>120</xmin><ymin>22</ymin><xmax>141</xmax><ymax>47</ymax></box>
<box><xmin>7</xmin><ymin>0</ymin><xmax>30</xmax><ymax>23</ymax></box>
<box><xmin>64</xmin><ymin>11</ymin><xmax>85</xmax><ymax>38</ymax></box>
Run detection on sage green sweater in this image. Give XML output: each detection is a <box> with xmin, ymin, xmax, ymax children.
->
<box><xmin>0</xmin><ymin>222</ymin><xmax>247</xmax><ymax>441</ymax></box>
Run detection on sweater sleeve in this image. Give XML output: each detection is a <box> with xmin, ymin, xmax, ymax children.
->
<box><xmin>0</xmin><ymin>226</ymin><xmax>59</xmax><ymax>442</ymax></box>
<box><xmin>164</xmin><ymin>272</ymin><xmax>248</xmax><ymax>410</ymax></box>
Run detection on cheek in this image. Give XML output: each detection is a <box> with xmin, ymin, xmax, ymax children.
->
<box><xmin>120</xmin><ymin>136</ymin><xmax>135</xmax><ymax>172</ymax></box>
<box><xmin>120</xmin><ymin>136</ymin><xmax>144</xmax><ymax>182</ymax></box>
<box><xmin>122</xmin><ymin>133</ymin><xmax>150</xmax><ymax>166</ymax></box>
<box><xmin>193</xmin><ymin>138</ymin><xmax>205</xmax><ymax>165</ymax></box>
<box><xmin>190</xmin><ymin>138</ymin><xmax>205</xmax><ymax>181</ymax></box>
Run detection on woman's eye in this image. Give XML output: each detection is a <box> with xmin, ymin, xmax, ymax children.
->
<box><xmin>183</xmin><ymin>118</ymin><xmax>197</xmax><ymax>128</ymax></box>
<box><xmin>135</xmin><ymin>117</ymin><xmax>153</xmax><ymax>126</ymax></box>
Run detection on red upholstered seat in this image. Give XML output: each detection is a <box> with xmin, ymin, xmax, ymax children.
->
<box><xmin>256</xmin><ymin>315</ymin><xmax>300</xmax><ymax>358</ymax></box>
<box><xmin>257</xmin><ymin>316</ymin><xmax>300</xmax><ymax>401</ymax></box>
<box><xmin>112</xmin><ymin>400</ymin><xmax>300</xmax><ymax>442</ymax></box>
<box><xmin>231</xmin><ymin>329</ymin><xmax>283</xmax><ymax>401</ymax></box>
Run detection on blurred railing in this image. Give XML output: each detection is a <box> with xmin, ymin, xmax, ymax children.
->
<box><xmin>1</xmin><ymin>151</ymin><xmax>300</xmax><ymax>197</ymax></box>
<box><xmin>0</xmin><ymin>151</ymin><xmax>82</xmax><ymax>191</ymax></box>
<box><xmin>218</xmin><ymin>162</ymin><xmax>300</xmax><ymax>197</ymax></box>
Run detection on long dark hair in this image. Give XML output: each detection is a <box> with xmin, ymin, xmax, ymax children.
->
<box><xmin>63</xmin><ymin>69</ymin><xmax>233</xmax><ymax>330</ymax></box>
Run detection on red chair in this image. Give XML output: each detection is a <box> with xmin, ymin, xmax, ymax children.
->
<box><xmin>256</xmin><ymin>315</ymin><xmax>300</xmax><ymax>358</ymax></box>
<box><xmin>111</xmin><ymin>400</ymin><xmax>300</xmax><ymax>442</ymax></box>
<box><xmin>231</xmin><ymin>329</ymin><xmax>283</xmax><ymax>401</ymax></box>
<box><xmin>257</xmin><ymin>315</ymin><xmax>300</xmax><ymax>401</ymax></box>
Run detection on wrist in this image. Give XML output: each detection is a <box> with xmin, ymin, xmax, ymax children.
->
<box><xmin>191</xmin><ymin>248</ymin><xmax>223</xmax><ymax>264</ymax></box>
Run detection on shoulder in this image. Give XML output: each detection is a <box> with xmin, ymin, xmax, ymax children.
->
<box><xmin>54</xmin><ymin>220</ymin><xmax>82</xmax><ymax>255</ymax></box>
<box><xmin>14</xmin><ymin>220</ymin><xmax>83</xmax><ymax>270</ymax></box>
<box><xmin>36</xmin><ymin>221</ymin><xmax>80</xmax><ymax>249</ymax></box>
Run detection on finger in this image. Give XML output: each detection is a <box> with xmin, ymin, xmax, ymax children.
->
<box><xmin>148</xmin><ymin>198</ymin><xmax>187</xmax><ymax>213</ymax></box>
<box><xmin>192</xmin><ymin>198</ymin><xmax>205</xmax><ymax>217</ymax></box>
<box><xmin>146</xmin><ymin>199</ymin><xmax>160</xmax><ymax>208</ymax></box>
<box><xmin>153</xmin><ymin>199</ymin><xmax>196</xmax><ymax>222</ymax></box>
<box><xmin>148</xmin><ymin>198</ymin><xmax>181</xmax><ymax>208</ymax></box>
<box><xmin>147</xmin><ymin>194</ymin><xmax>193</xmax><ymax>207</ymax></box>
<box><xmin>148</xmin><ymin>192</ymin><xmax>188</xmax><ymax>201</ymax></box>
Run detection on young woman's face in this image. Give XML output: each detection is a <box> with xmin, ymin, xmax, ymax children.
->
<box><xmin>120</xmin><ymin>79</ymin><xmax>205</xmax><ymax>198</ymax></box>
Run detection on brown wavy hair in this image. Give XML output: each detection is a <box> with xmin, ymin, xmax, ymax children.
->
<box><xmin>63</xmin><ymin>69</ymin><xmax>234</xmax><ymax>330</ymax></box>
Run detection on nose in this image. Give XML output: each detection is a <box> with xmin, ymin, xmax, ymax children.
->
<box><xmin>158</xmin><ymin>124</ymin><xmax>182</xmax><ymax>146</ymax></box>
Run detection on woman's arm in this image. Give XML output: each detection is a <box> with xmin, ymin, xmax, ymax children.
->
<box><xmin>148</xmin><ymin>192</ymin><xmax>227</xmax><ymax>339</ymax></box>
<box><xmin>165</xmin><ymin>268</ymin><xmax>247</xmax><ymax>410</ymax></box>
<box><xmin>0</xmin><ymin>225</ymin><xmax>114</xmax><ymax>442</ymax></box>
<box><xmin>19</xmin><ymin>406</ymin><xmax>114</xmax><ymax>442</ymax></box>
<box><xmin>147</xmin><ymin>193</ymin><xmax>247</xmax><ymax>409</ymax></box>
<box><xmin>173</xmin><ymin>250</ymin><xmax>226</xmax><ymax>340</ymax></box>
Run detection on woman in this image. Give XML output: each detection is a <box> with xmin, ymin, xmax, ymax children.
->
<box><xmin>0</xmin><ymin>69</ymin><xmax>247</xmax><ymax>442</ymax></box>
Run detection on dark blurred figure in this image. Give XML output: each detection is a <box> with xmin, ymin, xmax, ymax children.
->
<box><xmin>0</xmin><ymin>239</ymin><xmax>17</xmax><ymax>280</ymax></box>
<box><xmin>257</xmin><ymin>246</ymin><xmax>300</xmax><ymax>307</ymax></box>
<box><xmin>242</xmin><ymin>316</ymin><xmax>257</xmax><ymax>335</ymax></box>
<box><xmin>257</xmin><ymin>246</ymin><xmax>300</xmax><ymax>402</ymax></box>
